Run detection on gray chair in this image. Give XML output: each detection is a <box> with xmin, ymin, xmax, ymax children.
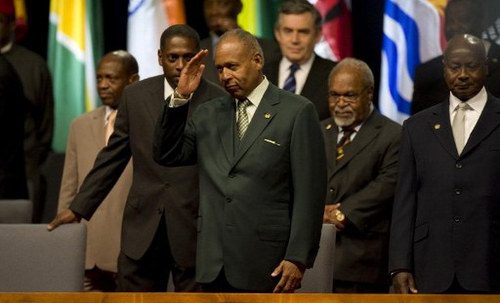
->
<box><xmin>297</xmin><ymin>223</ymin><xmax>336</xmax><ymax>293</ymax></box>
<box><xmin>0</xmin><ymin>223</ymin><xmax>86</xmax><ymax>291</ymax></box>
<box><xmin>0</xmin><ymin>199</ymin><xmax>33</xmax><ymax>223</ymax></box>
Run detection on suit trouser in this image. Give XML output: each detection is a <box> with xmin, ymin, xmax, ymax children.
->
<box><xmin>116</xmin><ymin>215</ymin><xmax>199</xmax><ymax>292</ymax></box>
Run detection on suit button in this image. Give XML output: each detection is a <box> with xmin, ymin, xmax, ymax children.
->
<box><xmin>455</xmin><ymin>163</ymin><xmax>462</xmax><ymax>169</ymax></box>
<box><xmin>329</xmin><ymin>187</ymin><xmax>335</xmax><ymax>193</ymax></box>
<box><xmin>226</xmin><ymin>197</ymin><xmax>232</xmax><ymax>203</ymax></box>
<box><xmin>229</xmin><ymin>174</ymin><xmax>235</xmax><ymax>178</ymax></box>
<box><xmin>455</xmin><ymin>189</ymin><xmax>461</xmax><ymax>195</ymax></box>
<box><xmin>453</xmin><ymin>216</ymin><xmax>461</xmax><ymax>223</ymax></box>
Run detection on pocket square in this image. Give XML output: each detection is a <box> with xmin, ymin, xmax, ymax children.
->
<box><xmin>264</xmin><ymin>138</ymin><xmax>281</xmax><ymax>146</ymax></box>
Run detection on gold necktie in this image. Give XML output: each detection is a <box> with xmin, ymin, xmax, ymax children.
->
<box><xmin>452</xmin><ymin>102</ymin><xmax>470</xmax><ymax>155</ymax></box>
<box><xmin>237</xmin><ymin>99</ymin><xmax>250</xmax><ymax>139</ymax></box>
<box><xmin>105</xmin><ymin>110</ymin><xmax>117</xmax><ymax>145</ymax></box>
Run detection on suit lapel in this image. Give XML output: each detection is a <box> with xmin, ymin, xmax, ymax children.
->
<box><xmin>461</xmin><ymin>95</ymin><xmax>500</xmax><ymax>156</ymax></box>
<box><xmin>322</xmin><ymin>118</ymin><xmax>338</xmax><ymax>174</ymax></box>
<box><xmin>331</xmin><ymin>112</ymin><xmax>381</xmax><ymax>176</ymax></box>
<box><xmin>90</xmin><ymin>106</ymin><xmax>106</xmax><ymax>148</ymax></box>
<box><xmin>216</xmin><ymin>96</ymin><xmax>236</xmax><ymax>163</ymax></box>
<box><xmin>233</xmin><ymin>85</ymin><xmax>279</xmax><ymax>166</ymax></box>
<box><xmin>430</xmin><ymin>101</ymin><xmax>459</xmax><ymax>158</ymax></box>
<box><xmin>143</xmin><ymin>76</ymin><xmax>165</xmax><ymax>124</ymax></box>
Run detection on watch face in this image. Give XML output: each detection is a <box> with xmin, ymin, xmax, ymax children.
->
<box><xmin>335</xmin><ymin>210</ymin><xmax>345</xmax><ymax>222</ymax></box>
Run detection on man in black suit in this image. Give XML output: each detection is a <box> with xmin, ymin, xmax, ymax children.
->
<box><xmin>390</xmin><ymin>34</ymin><xmax>500</xmax><ymax>293</ymax></box>
<box><xmin>411</xmin><ymin>0</ymin><xmax>500</xmax><ymax>114</ymax></box>
<box><xmin>48</xmin><ymin>25</ymin><xmax>227</xmax><ymax>292</ymax></box>
<box><xmin>0</xmin><ymin>54</ymin><xmax>27</xmax><ymax>199</ymax></box>
<box><xmin>322</xmin><ymin>58</ymin><xmax>401</xmax><ymax>293</ymax></box>
<box><xmin>154</xmin><ymin>29</ymin><xmax>326</xmax><ymax>293</ymax></box>
<box><xmin>200</xmin><ymin>0</ymin><xmax>280</xmax><ymax>84</ymax></box>
<box><xmin>263</xmin><ymin>0</ymin><xmax>336</xmax><ymax>120</ymax></box>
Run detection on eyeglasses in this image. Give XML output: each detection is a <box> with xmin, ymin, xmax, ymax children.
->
<box><xmin>329</xmin><ymin>87</ymin><xmax>370</xmax><ymax>104</ymax></box>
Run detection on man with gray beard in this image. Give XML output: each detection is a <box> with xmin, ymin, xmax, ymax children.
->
<box><xmin>321</xmin><ymin>58</ymin><xmax>401</xmax><ymax>293</ymax></box>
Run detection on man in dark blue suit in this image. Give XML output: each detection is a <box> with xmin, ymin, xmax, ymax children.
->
<box><xmin>390</xmin><ymin>34</ymin><xmax>500</xmax><ymax>294</ymax></box>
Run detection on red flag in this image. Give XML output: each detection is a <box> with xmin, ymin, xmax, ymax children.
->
<box><xmin>315</xmin><ymin>0</ymin><xmax>352</xmax><ymax>60</ymax></box>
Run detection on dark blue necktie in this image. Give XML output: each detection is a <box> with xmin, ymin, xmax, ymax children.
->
<box><xmin>283</xmin><ymin>64</ymin><xmax>300</xmax><ymax>93</ymax></box>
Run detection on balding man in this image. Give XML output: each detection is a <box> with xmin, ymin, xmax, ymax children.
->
<box><xmin>57</xmin><ymin>50</ymin><xmax>139</xmax><ymax>291</ymax></box>
<box><xmin>322</xmin><ymin>58</ymin><xmax>401</xmax><ymax>293</ymax></box>
<box><xmin>390</xmin><ymin>34</ymin><xmax>500</xmax><ymax>293</ymax></box>
<box><xmin>154</xmin><ymin>29</ymin><xmax>326</xmax><ymax>293</ymax></box>
<box><xmin>49</xmin><ymin>25</ymin><xmax>227</xmax><ymax>292</ymax></box>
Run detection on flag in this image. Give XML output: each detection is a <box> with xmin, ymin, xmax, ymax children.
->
<box><xmin>379</xmin><ymin>0</ymin><xmax>446</xmax><ymax>123</ymax></box>
<box><xmin>312</xmin><ymin>0</ymin><xmax>352</xmax><ymax>61</ymax></box>
<box><xmin>48</xmin><ymin>0</ymin><xmax>103</xmax><ymax>152</ymax></box>
<box><xmin>238</xmin><ymin>0</ymin><xmax>282</xmax><ymax>39</ymax></box>
<box><xmin>13</xmin><ymin>0</ymin><xmax>27</xmax><ymax>41</ymax></box>
<box><xmin>127</xmin><ymin>0</ymin><xmax>185</xmax><ymax>79</ymax></box>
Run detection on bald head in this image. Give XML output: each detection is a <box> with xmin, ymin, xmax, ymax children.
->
<box><xmin>97</xmin><ymin>50</ymin><xmax>139</xmax><ymax>108</ymax></box>
<box><xmin>443</xmin><ymin>34</ymin><xmax>487</xmax><ymax>101</ymax></box>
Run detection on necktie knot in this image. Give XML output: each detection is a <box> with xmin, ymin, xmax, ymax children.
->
<box><xmin>289</xmin><ymin>63</ymin><xmax>300</xmax><ymax>74</ymax></box>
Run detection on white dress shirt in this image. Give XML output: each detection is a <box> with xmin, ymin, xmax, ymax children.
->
<box><xmin>448</xmin><ymin>87</ymin><xmax>487</xmax><ymax>145</ymax></box>
<box><xmin>278</xmin><ymin>55</ymin><xmax>315</xmax><ymax>94</ymax></box>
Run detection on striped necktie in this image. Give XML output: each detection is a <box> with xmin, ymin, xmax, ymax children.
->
<box><xmin>237</xmin><ymin>99</ymin><xmax>251</xmax><ymax>139</ymax></box>
<box><xmin>283</xmin><ymin>64</ymin><xmax>300</xmax><ymax>93</ymax></box>
<box><xmin>336</xmin><ymin>127</ymin><xmax>355</xmax><ymax>162</ymax></box>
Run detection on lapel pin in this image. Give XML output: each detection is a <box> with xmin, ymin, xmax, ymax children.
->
<box><xmin>264</xmin><ymin>113</ymin><xmax>272</xmax><ymax>119</ymax></box>
<box><xmin>325</xmin><ymin>124</ymin><xmax>332</xmax><ymax>130</ymax></box>
<box><xmin>434</xmin><ymin>124</ymin><xmax>441</xmax><ymax>130</ymax></box>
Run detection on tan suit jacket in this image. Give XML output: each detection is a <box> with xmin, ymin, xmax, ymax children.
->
<box><xmin>58</xmin><ymin>106</ymin><xmax>132</xmax><ymax>272</ymax></box>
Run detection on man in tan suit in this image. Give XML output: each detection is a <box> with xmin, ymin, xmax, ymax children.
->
<box><xmin>58</xmin><ymin>50</ymin><xmax>139</xmax><ymax>291</ymax></box>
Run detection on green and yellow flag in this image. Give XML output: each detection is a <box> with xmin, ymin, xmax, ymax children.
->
<box><xmin>238</xmin><ymin>0</ymin><xmax>283</xmax><ymax>38</ymax></box>
<box><xmin>47</xmin><ymin>0</ymin><xmax>103</xmax><ymax>152</ymax></box>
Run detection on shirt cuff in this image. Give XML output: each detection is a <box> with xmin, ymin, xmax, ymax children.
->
<box><xmin>168</xmin><ymin>91</ymin><xmax>193</xmax><ymax>108</ymax></box>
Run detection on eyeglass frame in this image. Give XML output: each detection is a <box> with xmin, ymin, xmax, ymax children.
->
<box><xmin>328</xmin><ymin>86</ymin><xmax>372</xmax><ymax>105</ymax></box>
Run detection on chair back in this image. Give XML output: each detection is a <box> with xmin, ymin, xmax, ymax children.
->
<box><xmin>0</xmin><ymin>199</ymin><xmax>33</xmax><ymax>223</ymax></box>
<box><xmin>0</xmin><ymin>223</ymin><xmax>86</xmax><ymax>291</ymax></box>
<box><xmin>297</xmin><ymin>223</ymin><xmax>336</xmax><ymax>292</ymax></box>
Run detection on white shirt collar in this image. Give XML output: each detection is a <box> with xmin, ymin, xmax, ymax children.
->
<box><xmin>278</xmin><ymin>54</ymin><xmax>315</xmax><ymax>94</ymax></box>
<box><xmin>240</xmin><ymin>76</ymin><xmax>269</xmax><ymax>108</ymax></box>
<box><xmin>449</xmin><ymin>87</ymin><xmax>487</xmax><ymax>114</ymax></box>
<box><xmin>0</xmin><ymin>41</ymin><xmax>13</xmax><ymax>54</ymax></box>
<box><xmin>163</xmin><ymin>78</ymin><xmax>174</xmax><ymax>100</ymax></box>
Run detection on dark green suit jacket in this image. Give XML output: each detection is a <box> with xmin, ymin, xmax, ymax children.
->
<box><xmin>154</xmin><ymin>83</ymin><xmax>326</xmax><ymax>291</ymax></box>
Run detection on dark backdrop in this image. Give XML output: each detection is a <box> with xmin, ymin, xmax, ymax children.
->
<box><xmin>19</xmin><ymin>0</ymin><xmax>385</xmax><ymax>105</ymax></box>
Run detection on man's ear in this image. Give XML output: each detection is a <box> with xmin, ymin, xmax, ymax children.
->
<box><xmin>129</xmin><ymin>73</ymin><xmax>140</xmax><ymax>83</ymax></box>
<box><xmin>253</xmin><ymin>53</ymin><xmax>264</xmax><ymax>69</ymax></box>
<box><xmin>157</xmin><ymin>49</ymin><xmax>163</xmax><ymax>66</ymax></box>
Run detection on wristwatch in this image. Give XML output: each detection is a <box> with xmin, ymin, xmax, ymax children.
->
<box><xmin>174</xmin><ymin>88</ymin><xmax>190</xmax><ymax>99</ymax></box>
<box><xmin>334</xmin><ymin>209</ymin><xmax>345</xmax><ymax>222</ymax></box>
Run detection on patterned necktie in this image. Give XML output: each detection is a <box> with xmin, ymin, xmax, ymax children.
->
<box><xmin>105</xmin><ymin>109</ymin><xmax>117</xmax><ymax>145</ymax></box>
<box><xmin>236</xmin><ymin>99</ymin><xmax>251</xmax><ymax>139</ymax></box>
<box><xmin>336</xmin><ymin>127</ymin><xmax>355</xmax><ymax>162</ymax></box>
<box><xmin>283</xmin><ymin>63</ymin><xmax>300</xmax><ymax>93</ymax></box>
<box><xmin>452</xmin><ymin>102</ymin><xmax>471</xmax><ymax>155</ymax></box>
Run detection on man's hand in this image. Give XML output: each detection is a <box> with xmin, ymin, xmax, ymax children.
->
<box><xmin>392</xmin><ymin>272</ymin><xmax>418</xmax><ymax>294</ymax></box>
<box><xmin>47</xmin><ymin>209</ymin><xmax>81</xmax><ymax>231</ymax></box>
<box><xmin>176</xmin><ymin>49</ymin><xmax>208</xmax><ymax>96</ymax></box>
<box><xmin>271</xmin><ymin>260</ymin><xmax>305</xmax><ymax>293</ymax></box>
<box><xmin>323</xmin><ymin>203</ymin><xmax>346</xmax><ymax>231</ymax></box>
